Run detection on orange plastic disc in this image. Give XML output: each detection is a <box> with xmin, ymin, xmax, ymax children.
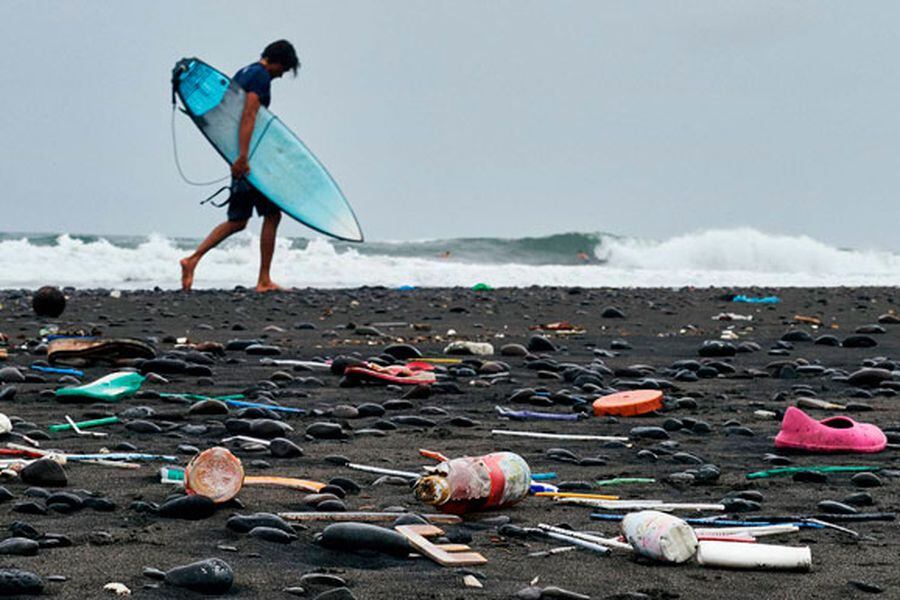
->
<box><xmin>184</xmin><ymin>447</ymin><xmax>245</xmax><ymax>503</ymax></box>
<box><xmin>593</xmin><ymin>390</ymin><xmax>664</xmax><ymax>417</ymax></box>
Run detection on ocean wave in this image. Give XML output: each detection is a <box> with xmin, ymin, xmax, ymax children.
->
<box><xmin>0</xmin><ymin>229</ymin><xmax>897</xmax><ymax>289</ymax></box>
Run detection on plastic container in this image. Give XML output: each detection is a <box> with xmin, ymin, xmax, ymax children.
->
<box><xmin>697</xmin><ymin>540</ymin><xmax>811</xmax><ymax>571</ymax></box>
<box><xmin>442</xmin><ymin>341</ymin><xmax>494</xmax><ymax>356</ymax></box>
<box><xmin>414</xmin><ymin>452</ymin><xmax>531</xmax><ymax>514</ymax></box>
<box><xmin>184</xmin><ymin>447</ymin><xmax>245</xmax><ymax>503</ymax></box>
<box><xmin>621</xmin><ymin>510</ymin><xmax>698</xmax><ymax>563</ymax></box>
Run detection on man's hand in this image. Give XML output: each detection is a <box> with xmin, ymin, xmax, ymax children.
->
<box><xmin>231</xmin><ymin>155</ymin><xmax>250</xmax><ymax>178</ymax></box>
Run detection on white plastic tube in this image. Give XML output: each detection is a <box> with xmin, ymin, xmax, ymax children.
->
<box><xmin>696</xmin><ymin>541</ymin><xmax>811</xmax><ymax>571</ymax></box>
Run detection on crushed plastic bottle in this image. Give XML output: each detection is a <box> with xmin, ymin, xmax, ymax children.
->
<box><xmin>414</xmin><ymin>452</ymin><xmax>531</xmax><ymax>514</ymax></box>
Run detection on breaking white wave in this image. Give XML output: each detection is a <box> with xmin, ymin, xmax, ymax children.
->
<box><xmin>0</xmin><ymin>228</ymin><xmax>897</xmax><ymax>289</ymax></box>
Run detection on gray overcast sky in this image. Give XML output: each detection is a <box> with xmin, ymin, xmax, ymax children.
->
<box><xmin>1</xmin><ymin>1</ymin><xmax>898</xmax><ymax>251</ymax></box>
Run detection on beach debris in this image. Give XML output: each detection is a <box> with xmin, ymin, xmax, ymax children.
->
<box><xmin>696</xmin><ymin>540</ymin><xmax>811</xmax><ymax>571</ymax></box>
<box><xmin>774</xmin><ymin>407</ymin><xmax>887</xmax><ymax>453</ymax></box>
<box><xmin>496</xmin><ymin>406</ymin><xmax>582</xmax><ymax>422</ymax></box>
<box><xmin>414</xmin><ymin>451</ymin><xmax>531</xmax><ymax>514</ymax></box>
<box><xmin>463</xmin><ymin>574</ymin><xmax>483</xmax><ymax>588</ymax></box>
<box><xmin>732</xmin><ymin>294</ymin><xmax>780</xmax><ymax>303</ymax></box>
<box><xmin>712</xmin><ymin>312</ymin><xmax>753</xmax><ymax>321</ymax></box>
<box><xmin>280</xmin><ymin>511</ymin><xmax>461</xmax><ymax>524</ymax></box>
<box><xmin>47</xmin><ymin>337</ymin><xmax>156</xmax><ymax>366</ymax></box>
<box><xmin>747</xmin><ymin>465</ymin><xmax>881</xmax><ymax>479</ymax></box>
<box><xmin>395</xmin><ymin>524</ymin><xmax>487</xmax><ymax>566</ymax></box>
<box><xmin>621</xmin><ymin>511</ymin><xmax>698</xmax><ymax>563</ymax></box>
<box><xmin>183</xmin><ymin>447</ymin><xmax>325</xmax><ymax>503</ymax></box>
<box><xmin>55</xmin><ymin>371</ymin><xmax>145</xmax><ymax>403</ymax></box>
<box><xmin>491</xmin><ymin>430</ymin><xmax>629</xmax><ymax>443</ymax></box>
<box><xmin>592</xmin><ymin>390</ymin><xmax>663</xmax><ymax>417</ymax></box>
<box><xmin>103</xmin><ymin>582</ymin><xmax>131</xmax><ymax>596</ymax></box>
<box><xmin>316</xmin><ymin>522</ymin><xmax>411</xmax><ymax>557</ymax></box>
<box><xmin>443</xmin><ymin>341</ymin><xmax>494</xmax><ymax>356</ymax></box>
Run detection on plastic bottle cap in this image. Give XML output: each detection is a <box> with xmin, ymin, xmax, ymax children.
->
<box><xmin>593</xmin><ymin>390</ymin><xmax>663</xmax><ymax>417</ymax></box>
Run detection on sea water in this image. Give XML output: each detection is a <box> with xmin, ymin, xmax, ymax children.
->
<box><xmin>0</xmin><ymin>228</ymin><xmax>897</xmax><ymax>289</ymax></box>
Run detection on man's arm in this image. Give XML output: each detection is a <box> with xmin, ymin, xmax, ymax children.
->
<box><xmin>232</xmin><ymin>91</ymin><xmax>261</xmax><ymax>178</ymax></box>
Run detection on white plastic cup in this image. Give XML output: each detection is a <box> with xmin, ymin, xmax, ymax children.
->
<box><xmin>696</xmin><ymin>540</ymin><xmax>812</xmax><ymax>571</ymax></box>
<box><xmin>621</xmin><ymin>510</ymin><xmax>698</xmax><ymax>563</ymax></box>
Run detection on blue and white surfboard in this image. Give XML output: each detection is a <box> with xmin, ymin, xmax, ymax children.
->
<box><xmin>174</xmin><ymin>58</ymin><xmax>363</xmax><ymax>242</ymax></box>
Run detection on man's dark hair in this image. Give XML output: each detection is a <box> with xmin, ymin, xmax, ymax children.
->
<box><xmin>262</xmin><ymin>40</ymin><xmax>300</xmax><ymax>75</ymax></box>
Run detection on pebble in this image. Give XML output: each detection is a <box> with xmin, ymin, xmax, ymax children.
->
<box><xmin>851</xmin><ymin>472</ymin><xmax>883</xmax><ymax>488</ymax></box>
<box><xmin>248</xmin><ymin>526</ymin><xmax>297</xmax><ymax>543</ymax></box>
<box><xmin>226</xmin><ymin>513</ymin><xmax>294</xmax><ymax>534</ymax></box>
<box><xmin>315</xmin><ymin>523</ymin><xmax>410</xmax><ymax>557</ymax></box>
<box><xmin>158</xmin><ymin>495</ymin><xmax>216</xmax><ymax>520</ymax></box>
<box><xmin>848</xmin><ymin>580</ymin><xmax>884</xmax><ymax>594</ymax></box>
<box><xmin>164</xmin><ymin>558</ymin><xmax>234</xmax><ymax>594</ymax></box>
<box><xmin>629</xmin><ymin>426</ymin><xmax>669</xmax><ymax>440</ymax></box>
<box><xmin>0</xmin><ymin>568</ymin><xmax>43</xmax><ymax>595</ymax></box>
<box><xmin>269</xmin><ymin>438</ymin><xmax>304</xmax><ymax>458</ymax></box>
<box><xmin>527</xmin><ymin>335</ymin><xmax>557</xmax><ymax>352</ymax></box>
<box><xmin>500</xmin><ymin>344</ymin><xmax>529</xmax><ymax>357</ymax></box>
<box><xmin>0</xmin><ymin>367</ymin><xmax>25</xmax><ymax>383</ymax></box>
<box><xmin>0</xmin><ymin>537</ymin><xmax>39</xmax><ymax>555</ymax></box>
<box><xmin>306</xmin><ymin>422</ymin><xmax>347</xmax><ymax>440</ymax></box>
<box><xmin>843</xmin><ymin>492</ymin><xmax>874</xmax><ymax>507</ymax></box>
<box><xmin>847</xmin><ymin>368</ymin><xmax>893</xmax><ymax>387</ymax></box>
<box><xmin>842</xmin><ymin>335</ymin><xmax>877</xmax><ymax>348</ymax></box>
<box><xmin>20</xmin><ymin>459</ymin><xmax>67</xmax><ymax>487</ymax></box>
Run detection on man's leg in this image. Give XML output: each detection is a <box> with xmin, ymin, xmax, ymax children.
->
<box><xmin>256</xmin><ymin>210</ymin><xmax>282</xmax><ymax>292</ymax></box>
<box><xmin>180</xmin><ymin>219</ymin><xmax>247</xmax><ymax>290</ymax></box>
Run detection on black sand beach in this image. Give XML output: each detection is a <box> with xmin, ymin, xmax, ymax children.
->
<box><xmin>0</xmin><ymin>286</ymin><xmax>897</xmax><ymax>599</ymax></box>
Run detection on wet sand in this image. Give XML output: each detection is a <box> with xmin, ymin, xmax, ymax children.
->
<box><xmin>0</xmin><ymin>286</ymin><xmax>898</xmax><ymax>599</ymax></box>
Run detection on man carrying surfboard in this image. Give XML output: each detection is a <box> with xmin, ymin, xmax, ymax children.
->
<box><xmin>180</xmin><ymin>40</ymin><xmax>300</xmax><ymax>292</ymax></box>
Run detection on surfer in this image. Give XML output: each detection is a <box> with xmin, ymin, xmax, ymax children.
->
<box><xmin>180</xmin><ymin>40</ymin><xmax>300</xmax><ymax>292</ymax></box>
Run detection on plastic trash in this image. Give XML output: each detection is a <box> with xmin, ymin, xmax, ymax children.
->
<box><xmin>414</xmin><ymin>451</ymin><xmax>531</xmax><ymax>514</ymax></box>
<box><xmin>732</xmin><ymin>295</ymin><xmax>780</xmax><ymax>304</ymax></box>
<box><xmin>443</xmin><ymin>341</ymin><xmax>494</xmax><ymax>356</ymax></box>
<box><xmin>696</xmin><ymin>540</ymin><xmax>811</xmax><ymax>571</ymax></box>
<box><xmin>54</xmin><ymin>371</ymin><xmax>145</xmax><ymax>402</ymax></box>
<box><xmin>621</xmin><ymin>510</ymin><xmax>698</xmax><ymax>563</ymax></box>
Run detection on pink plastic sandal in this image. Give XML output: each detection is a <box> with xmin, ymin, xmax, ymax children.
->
<box><xmin>775</xmin><ymin>406</ymin><xmax>886</xmax><ymax>453</ymax></box>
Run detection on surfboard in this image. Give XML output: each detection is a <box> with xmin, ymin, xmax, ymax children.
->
<box><xmin>173</xmin><ymin>58</ymin><xmax>363</xmax><ymax>242</ymax></box>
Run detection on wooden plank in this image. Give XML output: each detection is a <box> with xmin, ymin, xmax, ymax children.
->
<box><xmin>395</xmin><ymin>525</ymin><xmax>487</xmax><ymax>566</ymax></box>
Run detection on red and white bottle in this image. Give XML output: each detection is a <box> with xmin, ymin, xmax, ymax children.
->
<box><xmin>414</xmin><ymin>452</ymin><xmax>531</xmax><ymax>514</ymax></box>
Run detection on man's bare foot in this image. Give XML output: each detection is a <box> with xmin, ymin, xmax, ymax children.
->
<box><xmin>255</xmin><ymin>280</ymin><xmax>283</xmax><ymax>293</ymax></box>
<box><xmin>180</xmin><ymin>257</ymin><xmax>198</xmax><ymax>291</ymax></box>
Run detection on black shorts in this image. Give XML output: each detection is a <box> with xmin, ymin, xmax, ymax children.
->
<box><xmin>226</xmin><ymin>179</ymin><xmax>279</xmax><ymax>222</ymax></box>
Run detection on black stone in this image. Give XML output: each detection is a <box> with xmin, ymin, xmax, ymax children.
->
<box><xmin>165</xmin><ymin>558</ymin><xmax>234</xmax><ymax>594</ymax></box>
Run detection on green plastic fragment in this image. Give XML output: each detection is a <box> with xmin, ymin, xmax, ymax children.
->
<box><xmin>48</xmin><ymin>416</ymin><xmax>120</xmax><ymax>432</ymax></box>
<box><xmin>472</xmin><ymin>283</ymin><xmax>493</xmax><ymax>291</ymax></box>
<box><xmin>54</xmin><ymin>372</ymin><xmax>145</xmax><ymax>402</ymax></box>
<box><xmin>746</xmin><ymin>466</ymin><xmax>881</xmax><ymax>480</ymax></box>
